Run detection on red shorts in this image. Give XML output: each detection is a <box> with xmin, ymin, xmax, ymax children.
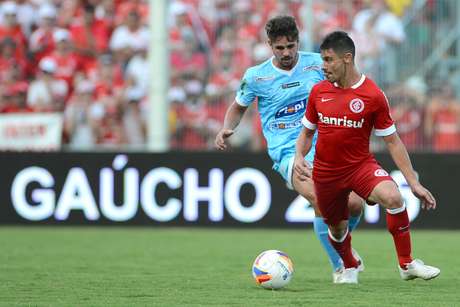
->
<box><xmin>313</xmin><ymin>158</ymin><xmax>394</xmax><ymax>225</ymax></box>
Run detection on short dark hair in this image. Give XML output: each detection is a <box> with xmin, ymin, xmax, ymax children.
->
<box><xmin>320</xmin><ymin>31</ymin><xmax>355</xmax><ymax>59</ymax></box>
<box><xmin>265</xmin><ymin>15</ymin><xmax>299</xmax><ymax>42</ymax></box>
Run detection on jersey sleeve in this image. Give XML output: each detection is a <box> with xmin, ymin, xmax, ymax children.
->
<box><xmin>235</xmin><ymin>69</ymin><xmax>256</xmax><ymax>107</ymax></box>
<box><xmin>373</xmin><ymin>89</ymin><xmax>396</xmax><ymax>136</ymax></box>
<box><xmin>302</xmin><ymin>84</ymin><xmax>318</xmax><ymax>130</ymax></box>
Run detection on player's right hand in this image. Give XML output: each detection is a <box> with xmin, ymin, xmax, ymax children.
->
<box><xmin>411</xmin><ymin>183</ymin><xmax>437</xmax><ymax>210</ymax></box>
<box><xmin>215</xmin><ymin>129</ymin><xmax>234</xmax><ymax>150</ymax></box>
<box><xmin>294</xmin><ymin>155</ymin><xmax>312</xmax><ymax>181</ymax></box>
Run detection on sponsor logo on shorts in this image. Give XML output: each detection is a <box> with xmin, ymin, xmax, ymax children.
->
<box><xmin>374</xmin><ymin>169</ymin><xmax>389</xmax><ymax>177</ymax></box>
<box><xmin>275</xmin><ymin>99</ymin><xmax>306</xmax><ymax>118</ymax></box>
<box><xmin>318</xmin><ymin>112</ymin><xmax>364</xmax><ymax>128</ymax></box>
<box><xmin>349</xmin><ymin>98</ymin><xmax>364</xmax><ymax>113</ymax></box>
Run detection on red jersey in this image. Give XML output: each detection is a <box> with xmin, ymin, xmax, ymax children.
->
<box><xmin>303</xmin><ymin>75</ymin><xmax>395</xmax><ymax>176</ymax></box>
<box><xmin>46</xmin><ymin>52</ymin><xmax>80</xmax><ymax>88</ymax></box>
<box><xmin>432</xmin><ymin>107</ymin><xmax>460</xmax><ymax>152</ymax></box>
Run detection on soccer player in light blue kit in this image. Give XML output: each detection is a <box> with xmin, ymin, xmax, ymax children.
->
<box><xmin>215</xmin><ymin>16</ymin><xmax>364</xmax><ymax>282</ymax></box>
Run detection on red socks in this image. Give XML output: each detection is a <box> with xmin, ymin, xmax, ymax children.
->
<box><xmin>328</xmin><ymin>229</ymin><xmax>359</xmax><ymax>269</ymax></box>
<box><xmin>328</xmin><ymin>205</ymin><xmax>413</xmax><ymax>270</ymax></box>
<box><xmin>386</xmin><ymin>206</ymin><xmax>413</xmax><ymax>268</ymax></box>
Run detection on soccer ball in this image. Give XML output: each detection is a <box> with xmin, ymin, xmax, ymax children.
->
<box><xmin>252</xmin><ymin>250</ymin><xmax>294</xmax><ymax>289</ymax></box>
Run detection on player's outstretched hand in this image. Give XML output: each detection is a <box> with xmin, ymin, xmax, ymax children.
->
<box><xmin>294</xmin><ymin>155</ymin><xmax>312</xmax><ymax>181</ymax></box>
<box><xmin>215</xmin><ymin>129</ymin><xmax>234</xmax><ymax>150</ymax></box>
<box><xmin>411</xmin><ymin>183</ymin><xmax>437</xmax><ymax>210</ymax></box>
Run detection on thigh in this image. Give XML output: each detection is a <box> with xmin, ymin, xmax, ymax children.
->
<box><xmin>350</xmin><ymin>159</ymin><xmax>394</xmax><ymax>201</ymax></box>
<box><xmin>314</xmin><ymin>180</ymin><xmax>350</xmax><ymax>226</ymax></box>
<box><xmin>348</xmin><ymin>191</ymin><xmax>364</xmax><ymax>215</ymax></box>
<box><xmin>292</xmin><ymin>174</ymin><xmax>322</xmax><ymax>215</ymax></box>
<box><xmin>367</xmin><ymin>180</ymin><xmax>401</xmax><ymax>208</ymax></box>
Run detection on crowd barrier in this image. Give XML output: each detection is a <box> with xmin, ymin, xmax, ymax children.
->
<box><xmin>0</xmin><ymin>152</ymin><xmax>458</xmax><ymax>229</ymax></box>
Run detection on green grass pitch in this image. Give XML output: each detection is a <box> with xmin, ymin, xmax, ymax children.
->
<box><xmin>0</xmin><ymin>227</ymin><xmax>458</xmax><ymax>306</ymax></box>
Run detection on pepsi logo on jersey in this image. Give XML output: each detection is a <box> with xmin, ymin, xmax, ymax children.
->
<box><xmin>275</xmin><ymin>99</ymin><xmax>306</xmax><ymax>118</ymax></box>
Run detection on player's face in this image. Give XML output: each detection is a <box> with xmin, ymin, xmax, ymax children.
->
<box><xmin>270</xmin><ymin>36</ymin><xmax>299</xmax><ymax>70</ymax></box>
<box><xmin>321</xmin><ymin>48</ymin><xmax>346</xmax><ymax>83</ymax></box>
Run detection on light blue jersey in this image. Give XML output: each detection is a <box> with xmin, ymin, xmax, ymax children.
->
<box><xmin>235</xmin><ymin>52</ymin><xmax>324</xmax><ymax>182</ymax></box>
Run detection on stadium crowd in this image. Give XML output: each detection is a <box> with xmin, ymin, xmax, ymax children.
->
<box><xmin>0</xmin><ymin>0</ymin><xmax>459</xmax><ymax>152</ymax></box>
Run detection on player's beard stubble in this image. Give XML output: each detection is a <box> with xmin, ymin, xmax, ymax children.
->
<box><xmin>325</xmin><ymin>64</ymin><xmax>344</xmax><ymax>84</ymax></box>
<box><xmin>279</xmin><ymin>53</ymin><xmax>298</xmax><ymax>70</ymax></box>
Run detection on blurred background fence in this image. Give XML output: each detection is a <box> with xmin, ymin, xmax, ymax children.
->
<box><xmin>1</xmin><ymin>0</ymin><xmax>460</xmax><ymax>153</ymax></box>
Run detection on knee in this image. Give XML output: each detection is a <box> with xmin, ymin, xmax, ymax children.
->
<box><xmin>382</xmin><ymin>191</ymin><xmax>403</xmax><ymax>209</ymax></box>
<box><xmin>348</xmin><ymin>197</ymin><xmax>364</xmax><ymax>216</ymax></box>
<box><xmin>293</xmin><ymin>182</ymin><xmax>321</xmax><ymax>216</ymax></box>
<box><xmin>293</xmin><ymin>182</ymin><xmax>317</xmax><ymax>205</ymax></box>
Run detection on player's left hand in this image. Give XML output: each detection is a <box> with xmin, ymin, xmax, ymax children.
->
<box><xmin>294</xmin><ymin>155</ymin><xmax>312</xmax><ymax>181</ymax></box>
<box><xmin>411</xmin><ymin>183</ymin><xmax>437</xmax><ymax>210</ymax></box>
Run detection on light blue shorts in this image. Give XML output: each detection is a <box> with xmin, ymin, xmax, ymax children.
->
<box><xmin>273</xmin><ymin>151</ymin><xmax>314</xmax><ymax>189</ymax></box>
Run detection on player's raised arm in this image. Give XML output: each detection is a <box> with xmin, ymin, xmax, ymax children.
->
<box><xmin>382</xmin><ymin>132</ymin><xmax>437</xmax><ymax>210</ymax></box>
<box><xmin>214</xmin><ymin>101</ymin><xmax>248</xmax><ymax>150</ymax></box>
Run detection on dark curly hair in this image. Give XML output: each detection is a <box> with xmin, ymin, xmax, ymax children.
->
<box><xmin>265</xmin><ymin>15</ymin><xmax>299</xmax><ymax>42</ymax></box>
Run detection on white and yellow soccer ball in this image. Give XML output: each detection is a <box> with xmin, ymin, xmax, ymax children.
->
<box><xmin>252</xmin><ymin>250</ymin><xmax>294</xmax><ymax>289</ymax></box>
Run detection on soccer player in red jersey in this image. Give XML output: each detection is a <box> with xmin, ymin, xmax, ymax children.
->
<box><xmin>216</xmin><ymin>17</ymin><xmax>365</xmax><ymax>283</ymax></box>
<box><xmin>294</xmin><ymin>31</ymin><xmax>440</xmax><ymax>284</ymax></box>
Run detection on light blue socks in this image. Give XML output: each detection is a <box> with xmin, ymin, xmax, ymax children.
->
<box><xmin>348</xmin><ymin>213</ymin><xmax>362</xmax><ymax>232</ymax></box>
<box><xmin>313</xmin><ymin>217</ymin><xmax>342</xmax><ymax>271</ymax></box>
<box><xmin>313</xmin><ymin>214</ymin><xmax>362</xmax><ymax>272</ymax></box>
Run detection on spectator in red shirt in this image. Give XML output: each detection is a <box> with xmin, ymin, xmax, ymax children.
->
<box><xmin>90</xmin><ymin>54</ymin><xmax>125</xmax><ymax>102</ymax></box>
<box><xmin>47</xmin><ymin>28</ymin><xmax>82</xmax><ymax>92</ymax></box>
<box><xmin>207</xmin><ymin>45</ymin><xmax>241</xmax><ymax>100</ymax></box>
<box><xmin>390</xmin><ymin>91</ymin><xmax>425</xmax><ymax>151</ymax></box>
<box><xmin>212</xmin><ymin>25</ymin><xmax>251</xmax><ymax>77</ymax></box>
<box><xmin>0</xmin><ymin>82</ymin><xmax>32</xmax><ymax>113</ymax></box>
<box><xmin>0</xmin><ymin>1</ymin><xmax>27</xmax><ymax>60</ymax></box>
<box><xmin>424</xmin><ymin>85</ymin><xmax>460</xmax><ymax>152</ymax></box>
<box><xmin>29</xmin><ymin>4</ymin><xmax>58</xmax><ymax>65</ymax></box>
<box><xmin>0</xmin><ymin>37</ymin><xmax>28</xmax><ymax>81</ymax></box>
<box><xmin>115</xmin><ymin>0</ymin><xmax>148</xmax><ymax>26</ymax></box>
<box><xmin>95</xmin><ymin>0</ymin><xmax>118</xmax><ymax>34</ymax></box>
<box><xmin>170</xmin><ymin>33</ymin><xmax>207</xmax><ymax>82</ymax></box>
<box><xmin>69</xmin><ymin>3</ymin><xmax>110</xmax><ymax>70</ymax></box>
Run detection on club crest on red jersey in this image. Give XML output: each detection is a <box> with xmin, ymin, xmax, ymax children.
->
<box><xmin>374</xmin><ymin>169</ymin><xmax>389</xmax><ymax>177</ymax></box>
<box><xmin>349</xmin><ymin>98</ymin><xmax>364</xmax><ymax>113</ymax></box>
